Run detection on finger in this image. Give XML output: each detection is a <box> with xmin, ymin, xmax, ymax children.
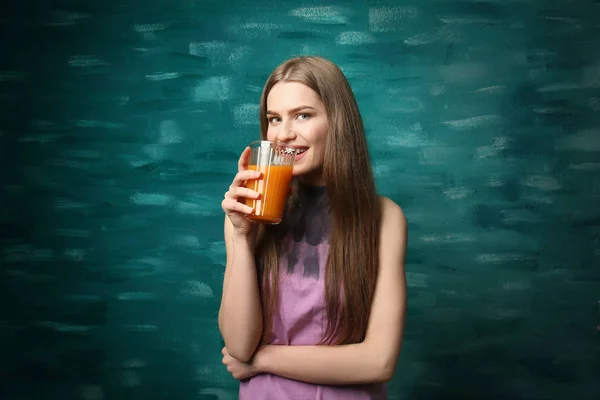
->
<box><xmin>232</xmin><ymin>169</ymin><xmax>262</xmax><ymax>188</ymax></box>
<box><xmin>226</xmin><ymin>171</ymin><xmax>261</xmax><ymax>195</ymax></box>
<box><xmin>226</xmin><ymin>187</ymin><xmax>260</xmax><ymax>200</ymax></box>
<box><xmin>238</xmin><ymin>147</ymin><xmax>251</xmax><ymax>173</ymax></box>
<box><xmin>222</xmin><ymin>198</ymin><xmax>254</xmax><ymax>215</ymax></box>
<box><xmin>223</xmin><ymin>180</ymin><xmax>258</xmax><ymax>199</ymax></box>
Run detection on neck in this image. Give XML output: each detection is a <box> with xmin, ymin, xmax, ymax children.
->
<box><xmin>297</xmin><ymin>168</ymin><xmax>325</xmax><ymax>187</ymax></box>
<box><xmin>296</xmin><ymin>180</ymin><xmax>328</xmax><ymax>206</ymax></box>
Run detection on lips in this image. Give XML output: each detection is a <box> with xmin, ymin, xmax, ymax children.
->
<box><xmin>293</xmin><ymin>147</ymin><xmax>308</xmax><ymax>161</ymax></box>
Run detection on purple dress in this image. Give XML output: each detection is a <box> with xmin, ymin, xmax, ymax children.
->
<box><xmin>239</xmin><ymin>185</ymin><xmax>387</xmax><ymax>400</ymax></box>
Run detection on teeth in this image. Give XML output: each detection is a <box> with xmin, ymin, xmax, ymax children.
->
<box><xmin>296</xmin><ymin>148</ymin><xmax>307</xmax><ymax>154</ymax></box>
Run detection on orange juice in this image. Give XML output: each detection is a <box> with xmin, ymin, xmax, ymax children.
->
<box><xmin>245</xmin><ymin>164</ymin><xmax>294</xmax><ymax>224</ymax></box>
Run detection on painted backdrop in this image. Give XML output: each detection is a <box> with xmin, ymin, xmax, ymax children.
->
<box><xmin>1</xmin><ymin>0</ymin><xmax>599</xmax><ymax>399</ymax></box>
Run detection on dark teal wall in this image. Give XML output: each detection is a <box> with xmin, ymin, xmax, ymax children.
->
<box><xmin>1</xmin><ymin>1</ymin><xmax>599</xmax><ymax>399</ymax></box>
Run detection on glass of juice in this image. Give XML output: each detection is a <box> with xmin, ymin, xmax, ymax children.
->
<box><xmin>245</xmin><ymin>140</ymin><xmax>296</xmax><ymax>224</ymax></box>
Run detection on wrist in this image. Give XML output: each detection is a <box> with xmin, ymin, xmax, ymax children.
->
<box><xmin>252</xmin><ymin>345</ymin><xmax>272</xmax><ymax>374</ymax></box>
<box><xmin>231</xmin><ymin>230</ymin><xmax>256</xmax><ymax>246</ymax></box>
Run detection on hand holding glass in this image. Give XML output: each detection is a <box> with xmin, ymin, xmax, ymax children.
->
<box><xmin>244</xmin><ymin>141</ymin><xmax>296</xmax><ymax>224</ymax></box>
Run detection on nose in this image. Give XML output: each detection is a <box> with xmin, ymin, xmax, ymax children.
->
<box><xmin>276</xmin><ymin>120</ymin><xmax>296</xmax><ymax>143</ymax></box>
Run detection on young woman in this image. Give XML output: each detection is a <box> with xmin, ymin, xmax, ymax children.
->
<box><xmin>219</xmin><ymin>56</ymin><xmax>407</xmax><ymax>399</ymax></box>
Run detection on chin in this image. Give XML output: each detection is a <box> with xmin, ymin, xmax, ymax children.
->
<box><xmin>292</xmin><ymin>166</ymin><xmax>306</xmax><ymax>177</ymax></box>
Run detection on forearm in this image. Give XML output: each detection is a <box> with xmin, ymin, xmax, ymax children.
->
<box><xmin>218</xmin><ymin>234</ymin><xmax>263</xmax><ymax>362</ymax></box>
<box><xmin>254</xmin><ymin>343</ymin><xmax>392</xmax><ymax>385</ymax></box>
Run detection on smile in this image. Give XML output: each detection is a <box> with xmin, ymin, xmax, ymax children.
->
<box><xmin>294</xmin><ymin>148</ymin><xmax>308</xmax><ymax>161</ymax></box>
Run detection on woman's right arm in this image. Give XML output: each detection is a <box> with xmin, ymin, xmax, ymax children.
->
<box><xmin>218</xmin><ymin>147</ymin><xmax>264</xmax><ymax>363</ymax></box>
<box><xmin>218</xmin><ymin>217</ymin><xmax>263</xmax><ymax>363</ymax></box>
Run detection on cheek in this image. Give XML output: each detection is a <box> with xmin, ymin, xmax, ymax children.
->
<box><xmin>314</xmin><ymin>126</ymin><xmax>328</xmax><ymax>151</ymax></box>
<box><xmin>315</xmin><ymin>122</ymin><xmax>328</xmax><ymax>141</ymax></box>
<box><xmin>266</xmin><ymin>129</ymin><xmax>277</xmax><ymax>142</ymax></box>
<box><xmin>311</xmin><ymin>134</ymin><xmax>327</xmax><ymax>160</ymax></box>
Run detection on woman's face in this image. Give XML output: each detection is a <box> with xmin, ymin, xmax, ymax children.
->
<box><xmin>265</xmin><ymin>81</ymin><xmax>328</xmax><ymax>186</ymax></box>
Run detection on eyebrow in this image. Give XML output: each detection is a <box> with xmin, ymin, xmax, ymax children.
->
<box><xmin>266</xmin><ymin>105</ymin><xmax>316</xmax><ymax>115</ymax></box>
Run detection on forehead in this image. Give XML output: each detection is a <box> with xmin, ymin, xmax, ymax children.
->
<box><xmin>266</xmin><ymin>81</ymin><xmax>323</xmax><ymax>111</ymax></box>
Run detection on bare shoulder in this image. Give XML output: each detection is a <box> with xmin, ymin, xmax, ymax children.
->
<box><xmin>377</xmin><ymin>196</ymin><xmax>408</xmax><ymax>266</ymax></box>
<box><xmin>378</xmin><ymin>196</ymin><xmax>407</xmax><ymax>229</ymax></box>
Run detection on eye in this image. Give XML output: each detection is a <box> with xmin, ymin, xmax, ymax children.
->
<box><xmin>297</xmin><ymin>113</ymin><xmax>311</xmax><ymax>121</ymax></box>
<box><xmin>267</xmin><ymin>116</ymin><xmax>281</xmax><ymax>124</ymax></box>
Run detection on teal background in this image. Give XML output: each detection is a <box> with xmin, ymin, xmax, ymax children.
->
<box><xmin>1</xmin><ymin>0</ymin><xmax>599</xmax><ymax>399</ymax></box>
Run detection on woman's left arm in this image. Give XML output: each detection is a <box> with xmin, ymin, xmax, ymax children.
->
<box><xmin>251</xmin><ymin>197</ymin><xmax>408</xmax><ymax>385</ymax></box>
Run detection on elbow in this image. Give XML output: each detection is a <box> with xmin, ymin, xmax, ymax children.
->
<box><xmin>362</xmin><ymin>342</ymin><xmax>398</xmax><ymax>383</ymax></box>
<box><xmin>227</xmin><ymin>346</ymin><xmax>256</xmax><ymax>363</ymax></box>
<box><xmin>377</xmin><ymin>365</ymin><xmax>395</xmax><ymax>383</ymax></box>
<box><xmin>362</xmin><ymin>354</ymin><xmax>396</xmax><ymax>383</ymax></box>
<box><xmin>221</xmin><ymin>337</ymin><xmax>260</xmax><ymax>363</ymax></box>
<box><xmin>374</xmin><ymin>355</ymin><xmax>398</xmax><ymax>383</ymax></box>
<box><xmin>224</xmin><ymin>329</ymin><xmax>262</xmax><ymax>362</ymax></box>
<box><xmin>218</xmin><ymin>317</ymin><xmax>262</xmax><ymax>363</ymax></box>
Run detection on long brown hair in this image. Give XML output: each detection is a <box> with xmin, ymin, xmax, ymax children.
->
<box><xmin>256</xmin><ymin>56</ymin><xmax>381</xmax><ymax>345</ymax></box>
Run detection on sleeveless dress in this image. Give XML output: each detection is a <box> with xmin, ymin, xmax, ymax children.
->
<box><xmin>239</xmin><ymin>185</ymin><xmax>387</xmax><ymax>400</ymax></box>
